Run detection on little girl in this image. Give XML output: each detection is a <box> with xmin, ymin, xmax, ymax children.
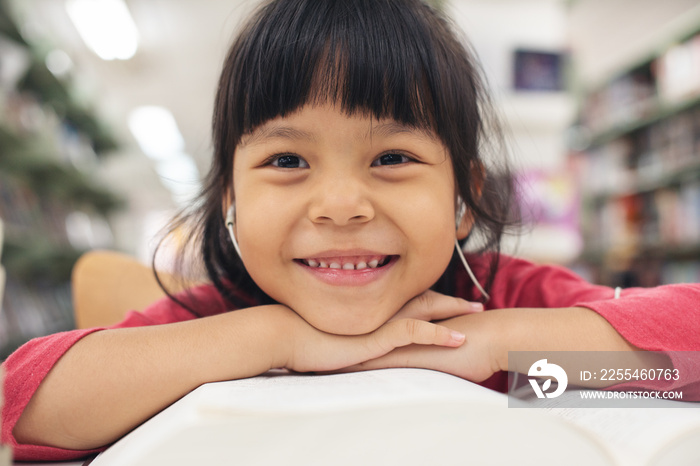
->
<box><xmin>4</xmin><ymin>0</ymin><xmax>700</xmax><ymax>461</ymax></box>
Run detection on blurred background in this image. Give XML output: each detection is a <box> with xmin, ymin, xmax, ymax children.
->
<box><xmin>1</xmin><ymin>0</ymin><xmax>699</xmax><ymax>357</ymax></box>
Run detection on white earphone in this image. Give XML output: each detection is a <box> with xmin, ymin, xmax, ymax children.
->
<box><xmin>225</xmin><ymin>204</ymin><xmax>243</xmax><ymax>258</ymax></box>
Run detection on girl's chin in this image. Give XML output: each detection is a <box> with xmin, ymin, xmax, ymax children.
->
<box><xmin>275</xmin><ymin>295</ymin><xmax>408</xmax><ymax>335</ymax></box>
<box><xmin>306</xmin><ymin>314</ymin><xmax>389</xmax><ymax>336</ymax></box>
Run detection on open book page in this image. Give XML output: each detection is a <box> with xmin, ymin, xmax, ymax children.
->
<box><xmin>195</xmin><ymin>367</ymin><xmax>508</xmax><ymax>414</ymax></box>
<box><xmin>92</xmin><ymin>368</ymin><xmax>613</xmax><ymax>466</ymax></box>
<box><xmin>533</xmin><ymin>390</ymin><xmax>700</xmax><ymax>466</ymax></box>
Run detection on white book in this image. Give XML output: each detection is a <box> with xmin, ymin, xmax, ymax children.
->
<box><xmin>90</xmin><ymin>368</ymin><xmax>700</xmax><ymax>466</ymax></box>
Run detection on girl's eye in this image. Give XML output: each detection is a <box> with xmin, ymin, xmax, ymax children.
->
<box><xmin>372</xmin><ymin>152</ymin><xmax>413</xmax><ymax>166</ymax></box>
<box><xmin>270</xmin><ymin>154</ymin><xmax>309</xmax><ymax>168</ymax></box>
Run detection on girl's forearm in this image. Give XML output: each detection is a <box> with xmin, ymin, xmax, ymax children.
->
<box><xmin>496</xmin><ymin>306</ymin><xmax>670</xmax><ymax>387</ymax></box>
<box><xmin>13</xmin><ymin>305</ymin><xmax>291</xmax><ymax>451</ymax></box>
<box><xmin>499</xmin><ymin>306</ymin><xmax>635</xmax><ymax>359</ymax></box>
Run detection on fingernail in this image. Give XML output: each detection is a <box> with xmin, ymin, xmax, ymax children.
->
<box><xmin>450</xmin><ymin>330</ymin><xmax>466</xmax><ymax>343</ymax></box>
<box><xmin>470</xmin><ymin>302</ymin><xmax>483</xmax><ymax>312</ymax></box>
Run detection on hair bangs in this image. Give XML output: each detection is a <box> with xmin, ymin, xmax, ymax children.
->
<box><xmin>234</xmin><ymin>0</ymin><xmax>441</xmax><ymax>138</ymax></box>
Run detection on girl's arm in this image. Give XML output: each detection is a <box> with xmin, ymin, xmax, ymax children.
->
<box><xmin>12</xmin><ymin>301</ymin><xmax>470</xmax><ymax>452</ymax></box>
<box><xmin>13</xmin><ymin>306</ymin><xmax>288</xmax><ymax>451</ymax></box>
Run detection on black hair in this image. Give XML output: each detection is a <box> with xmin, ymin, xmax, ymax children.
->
<box><xmin>156</xmin><ymin>0</ymin><xmax>517</xmax><ymax>312</ymax></box>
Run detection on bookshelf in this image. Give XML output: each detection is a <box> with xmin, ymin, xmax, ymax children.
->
<box><xmin>572</xmin><ymin>23</ymin><xmax>700</xmax><ymax>287</ymax></box>
<box><xmin>0</xmin><ymin>4</ymin><xmax>122</xmax><ymax>359</ymax></box>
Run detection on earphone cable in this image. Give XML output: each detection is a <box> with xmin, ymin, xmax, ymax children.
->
<box><xmin>455</xmin><ymin>239</ymin><xmax>490</xmax><ymax>301</ymax></box>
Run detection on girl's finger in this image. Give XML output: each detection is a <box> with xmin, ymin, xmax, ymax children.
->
<box><xmin>390</xmin><ymin>290</ymin><xmax>483</xmax><ymax>322</ymax></box>
<box><xmin>289</xmin><ymin>318</ymin><xmax>464</xmax><ymax>373</ymax></box>
<box><xmin>327</xmin><ymin>345</ymin><xmax>437</xmax><ymax>375</ymax></box>
<box><xmin>370</xmin><ymin>318</ymin><xmax>465</xmax><ymax>355</ymax></box>
<box><xmin>311</xmin><ymin>320</ymin><xmax>462</xmax><ymax>373</ymax></box>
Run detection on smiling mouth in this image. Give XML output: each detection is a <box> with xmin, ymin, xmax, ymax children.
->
<box><xmin>296</xmin><ymin>255</ymin><xmax>395</xmax><ymax>270</ymax></box>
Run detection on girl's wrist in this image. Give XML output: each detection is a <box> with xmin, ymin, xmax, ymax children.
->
<box><xmin>486</xmin><ymin>307</ymin><xmax>558</xmax><ymax>373</ymax></box>
<box><xmin>195</xmin><ymin>305</ymin><xmax>297</xmax><ymax>380</ymax></box>
<box><xmin>259</xmin><ymin>304</ymin><xmax>299</xmax><ymax>370</ymax></box>
<box><xmin>484</xmin><ymin>308</ymin><xmax>516</xmax><ymax>373</ymax></box>
<box><xmin>493</xmin><ymin>307</ymin><xmax>571</xmax><ymax>373</ymax></box>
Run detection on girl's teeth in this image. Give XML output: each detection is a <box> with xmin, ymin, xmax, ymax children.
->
<box><xmin>303</xmin><ymin>257</ymin><xmax>391</xmax><ymax>269</ymax></box>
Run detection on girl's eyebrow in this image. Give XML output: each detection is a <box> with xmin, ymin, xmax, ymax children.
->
<box><xmin>240</xmin><ymin>125</ymin><xmax>317</xmax><ymax>147</ymax></box>
<box><xmin>240</xmin><ymin>121</ymin><xmax>437</xmax><ymax>147</ymax></box>
<box><xmin>368</xmin><ymin>122</ymin><xmax>438</xmax><ymax>141</ymax></box>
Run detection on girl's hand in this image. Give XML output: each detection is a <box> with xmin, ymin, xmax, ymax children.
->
<box><xmin>326</xmin><ymin>301</ymin><xmax>508</xmax><ymax>383</ymax></box>
<box><xmin>279</xmin><ymin>291</ymin><xmax>484</xmax><ymax>374</ymax></box>
<box><xmin>387</xmin><ymin>289</ymin><xmax>484</xmax><ymax>322</ymax></box>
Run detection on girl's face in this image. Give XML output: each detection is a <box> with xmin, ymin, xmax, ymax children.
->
<box><xmin>232</xmin><ymin>103</ymin><xmax>462</xmax><ymax>335</ymax></box>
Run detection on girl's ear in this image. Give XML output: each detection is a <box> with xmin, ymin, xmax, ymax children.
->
<box><xmin>221</xmin><ymin>187</ymin><xmax>233</xmax><ymax>222</ymax></box>
<box><xmin>456</xmin><ymin>161</ymin><xmax>485</xmax><ymax>240</ymax></box>
<box><xmin>222</xmin><ymin>201</ymin><xmax>232</xmax><ymax>220</ymax></box>
<box><xmin>456</xmin><ymin>205</ymin><xmax>473</xmax><ymax>240</ymax></box>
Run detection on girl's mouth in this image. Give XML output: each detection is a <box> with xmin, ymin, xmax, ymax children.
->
<box><xmin>296</xmin><ymin>255</ymin><xmax>394</xmax><ymax>270</ymax></box>
<box><xmin>294</xmin><ymin>254</ymin><xmax>398</xmax><ymax>286</ymax></box>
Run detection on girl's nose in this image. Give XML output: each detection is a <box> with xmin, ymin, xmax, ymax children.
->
<box><xmin>307</xmin><ymin>176</ymin><xmax>375</xmax><ymax>226</ymax></box>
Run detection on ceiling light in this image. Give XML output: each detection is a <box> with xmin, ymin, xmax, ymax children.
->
<box><xmin>45</xmin><ymin>49</ymin><xmax>73</xmax><ymax>77</ymax></box>
<box><xmin>65</xmin><ymin>0</ymin><xmax>139</xmax><ymax>60</ymax></box>
<box><xmin>128</xmin><ymin>106</ymin><xmax>185</xmax><ymax>160</ymax></box>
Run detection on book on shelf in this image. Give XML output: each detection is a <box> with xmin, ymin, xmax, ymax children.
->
<box><xmin>587</xmin><ymin>182</ymin><xmax>700</xmax><ymax>257</ymax></box>
<box><xmin>91</xmin><ymin>368</ymin><xmax>700</xmax><ymax>466</ymax></box>
<box><xmin>656</xmin><ymin>32</ymin><xmax>700</xmax><ymax>105</ymax></box>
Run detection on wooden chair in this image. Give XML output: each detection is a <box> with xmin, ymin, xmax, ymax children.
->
<box><xmin>71</xmin><ymin>250</ymin><xmax>180</xmax><ymax>329</ymax></box>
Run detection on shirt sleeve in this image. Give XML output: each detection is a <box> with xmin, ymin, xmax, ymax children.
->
<box><xmin>579</xmin><ymin>284</ymin><xmax>700</xmax><ymax>400</ymax></box>
<box><xmin>1</xmin><ymin>284</ymin><xmax>226</xmax><ymax>462</ymax></box>
<box><xmin>2</xmin><ymin>328</ymin><xmax>105</xmax><ymax>462</ymax></box>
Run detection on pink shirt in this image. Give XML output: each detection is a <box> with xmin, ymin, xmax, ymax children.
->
<box><xmin>3</xmin><ymin>255</ymin><xmax>699</xmax><ymax>461</ymax></box>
